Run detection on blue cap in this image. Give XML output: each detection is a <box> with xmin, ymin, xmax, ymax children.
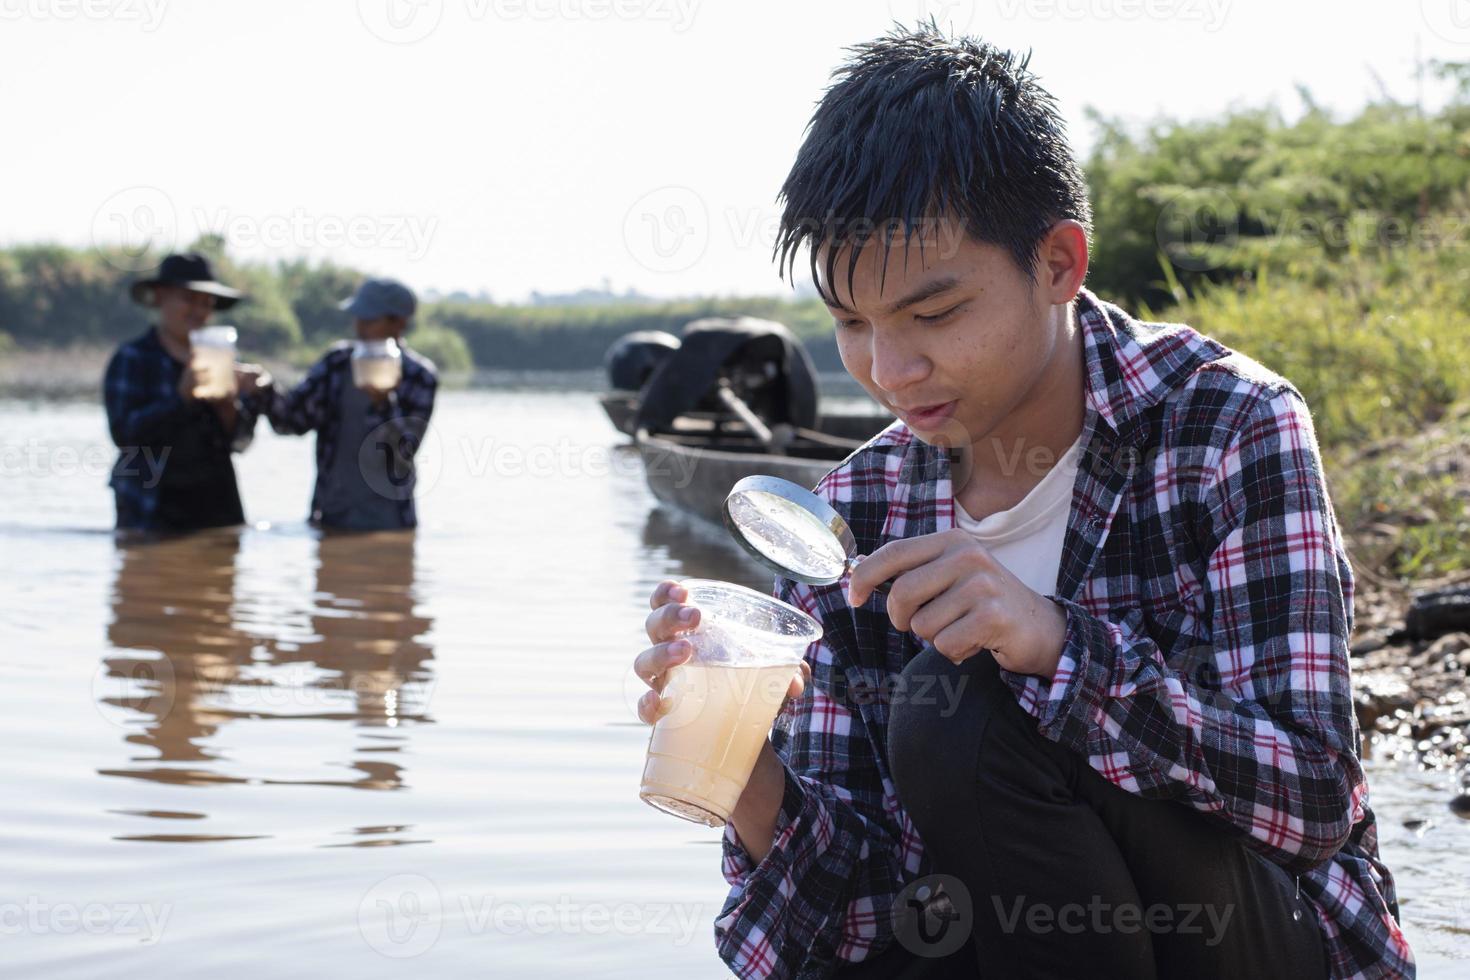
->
<box><xmin>340</xmin><ymin>278</ymin><xmax>417</xmax><ymax>320</ymax></box>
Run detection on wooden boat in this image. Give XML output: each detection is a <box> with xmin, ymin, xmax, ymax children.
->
<box><xmin>634</xmin><ymin>423</ymin><xmax>881</xmax><ymax>526</ymax></box>
<box><xmin>601</xmin><ymin>390</ymin><xmax>889</xmax><ymax>442</ymax></box>
<box><xmin>599</xmin><ymin>392</ymin><xmax>640</xmax><ymax>436</ymax></box>
<box><xmin>604</xmin><ymin>316</ymin><xmax>893</xmax><ymax>524</ymax></box>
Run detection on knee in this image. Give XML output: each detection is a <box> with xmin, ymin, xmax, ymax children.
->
<box><xmin>886</xmin><ymin>647</ymin><xmax>991</xmax><ymax>811</ymax></box>
<box><xmin>888</xmin><ymin>648</ymin><xmax>1069</xmax><ymax>815</ymax></box>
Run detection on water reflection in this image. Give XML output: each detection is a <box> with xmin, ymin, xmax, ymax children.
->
<box><xmin>102</xmin><ymin>528</ymin><xmax>253</xmax><ymax>777</ymax></box>
<box><xmin>638</xmin><ymin>506</ymin><xmax>769</xmax><ymax>590</ymax></box>
<box><xmin>98</xmin><ymin>528</ymin><xmax>435</xmax><ymax>808</ymax></box>
<box><xmin>279</xmin><ymin>530</ymin><xmax>435</xmax><ymax>731</ymax></box>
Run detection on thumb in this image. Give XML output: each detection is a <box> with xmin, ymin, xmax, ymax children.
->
<box><xmin>785</xmin><ymin>661</ymin><xmax>811</xmax><ymax>701</ymax></box>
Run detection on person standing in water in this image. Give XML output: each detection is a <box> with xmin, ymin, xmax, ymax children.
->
<box><xmin>260</xmin><ymin>278</ymin><xmax>438</xmax><ymax>530</ymax></box>
<box><xmin>103</xmin><ymin>253</ymin><xmax>266</xmax><ymax>532</ymax></box>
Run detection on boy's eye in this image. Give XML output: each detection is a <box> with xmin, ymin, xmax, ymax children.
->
<box><xmin>834</xmin><ymin>318</ymin><xmax>864</xmax><ymax>330</ymax></box>
<box><xmin>915</xmin><ymin>304</ymin><xmax>962</xmax><ymax>325</ymax></box>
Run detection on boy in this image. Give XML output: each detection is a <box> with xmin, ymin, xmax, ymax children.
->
<box><xmin>632</xmin><ymin>25</ymin><xmax>1413</xmax><ymax>980</ymax></box>
<box><xmin>104</xmin><ymin>253</ymin><xmax>263</xmax><ymax>531</ymax></box>
<box><xmin>258</xmin><ymin>278</ymin><xmax>437</xmax><ymax>530</ymax></box>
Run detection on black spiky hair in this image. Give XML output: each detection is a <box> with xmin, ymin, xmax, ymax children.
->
<box><xmin>775</xmin><ymin>22</ymin><xmax>1091</xmax><ymax>304</ymax></box>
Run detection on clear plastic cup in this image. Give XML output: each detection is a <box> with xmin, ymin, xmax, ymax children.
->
<box><xmin>188</xmin><ymin>326</ymin><xmax>238</xmax><ymax>400</ymax></box>
<box><xmin>639</xmin><ymin>578</ymin><xmax>822</xmax><ymax>827</ymax></box>
<box><xmin>351</xmin><ymin>338</ymin><xmax>402</xmax><ymax>393</ymax></box>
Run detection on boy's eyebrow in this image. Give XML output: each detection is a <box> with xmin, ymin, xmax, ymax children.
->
<box><xmin>824</xmin><ymin>275</ymin><xmax>964</xmax><ymax>317</ymax></box>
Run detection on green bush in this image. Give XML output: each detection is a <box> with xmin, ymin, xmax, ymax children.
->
<box><xmin>431</xmin><ymin>295</ymin><xmax>838</xmax><ymax>371</ymax></box>
<box><xmin>189</xmin><ymin>236</ymin><xmax>301</xmax><ymax>355</ymax></box>
<box><xmin>0</xmin><ymin>246</ymin><xmax>137</xmax><ymax>345</ymax></box>
<box><xmin>1164</xmin><ymin>250</ymin><xmax>1470</xmax><ymax>450</ymax></box>
<box><xmin>278</xmin><ymin>260</ymin><xmax>364</xmax><ymax>345</ymax></box>
<box><xmin>1085</xmin><ymin>99</ymin><xmax>1470</xmax><ymax>310</ymax></box>
<box><xmin>408</xmin><ymin>322</ymin><xmax>472</xmax><ymax>374</ymax></box>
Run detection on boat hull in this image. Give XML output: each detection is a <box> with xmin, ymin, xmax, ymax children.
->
<box><xmin>599</xmin><ymin>393</ymin><xmax>640</xmax><ymax>436</ymax></box>
<box><xmin>634</xmin><ymin>431</ymin><xmax>852</xmax><ymax>526</ymax></box>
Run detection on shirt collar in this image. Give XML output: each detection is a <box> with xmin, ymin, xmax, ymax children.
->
<box><xmin>1074</xmin><ymin>287</ymin><xmax>1228</xmax><ymax>448</ymax></box>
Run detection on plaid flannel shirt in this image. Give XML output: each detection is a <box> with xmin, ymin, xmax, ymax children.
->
<box><xmin>261</xmin><ymin>342</ymin><xmax>437</xmax><ymax>528</ymax></box>
<box><xmin>103</xmin><ymin>328</ymin><xmax>258</xmax><ymax>530</ymax></box>
<box><xmin>715</xmin><ymin>289</ymin><xmax>1414</xmax><ymax>980</ymax></box>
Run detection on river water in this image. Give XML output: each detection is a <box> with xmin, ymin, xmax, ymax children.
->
<box><xmin>1</xmin><ymin>388</ymin><xmax>1466</xmax><ymax>978</ymax></box>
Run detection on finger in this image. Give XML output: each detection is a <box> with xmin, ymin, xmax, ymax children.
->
<box><xmin>906</xmin><ymin>587</ymin><xmax>977</xmax><ymax>643</ymax></box>
<box><xmin>785</xmin><ymin>660</ymin><xmax>811</xmax><ymax>700</ymax></box>
<box><xmin>636</xmin><ymin>689</ymin><xmax>668</xmax><ymax>725</ymax></box>
<box><xmin>884</xmin><ymin>558</ymin><xmax>966</xmax><ymax>632</ymax></box>
<box><xmin>847</xmin><ymin>535</ymin><xmax>948</xmax><ymax>607</ymax></box>
<box><xmin>644</xmin><ymin>601</ymin><xmax>699</xmax><ymax>643</ymax></box>
<box><xmin>649</xmin><ymin>580</ymin><xmax>688</xmax><ymax>611</ymax></box>
<box><xmin>931</xmin><ymin>612</ymin><xmax>988</xmax><ymax>663</ymax></box>
<box><xmin>631</xmin><ymin>639</ymin><xmax>693</xmax><ymax>690</ymax></box>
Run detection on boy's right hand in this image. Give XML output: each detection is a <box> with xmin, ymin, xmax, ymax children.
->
<box><xmin>177</xmin><ymin>364</ymin><xmax>200</xmax><ymax>401</ymax></box>
<box><xmin>235</xmin><ymin>363</ymin><xmax>272</xmax><ymax>398</ymax></box>
<box><xmin>632</xmin><ymin>579</ymin><xmax>810</xmax><ymax>725</ymax></box>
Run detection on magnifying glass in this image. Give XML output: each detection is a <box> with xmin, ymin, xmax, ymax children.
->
<box><xmin>721</xmin><ymin>475</ymin><xmax>892</xmax><ymax>597</ymax></box>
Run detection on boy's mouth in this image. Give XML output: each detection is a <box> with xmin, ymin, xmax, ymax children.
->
<box><xmin>895</xmin><ymin>400</ymin><xmax>957</xmax><ymax>429</ymax></box>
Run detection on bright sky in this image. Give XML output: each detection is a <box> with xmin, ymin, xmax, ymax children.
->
<box><xmin>2</xmin><ymin>0</ymin><xmax>1464</xmax><ymax>300</ymax></box>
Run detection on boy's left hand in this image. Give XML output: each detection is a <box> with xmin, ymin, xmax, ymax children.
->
<box><xmin>847</xmin><ymin>528</ymin><xmax>1069</xmax><ymax>678</ymax></box>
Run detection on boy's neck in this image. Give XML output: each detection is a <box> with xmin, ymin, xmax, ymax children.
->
<box><xmin>953</xmin><ymin>303</ymin><xmax>1086</xmax><ymax>519</ymax></box>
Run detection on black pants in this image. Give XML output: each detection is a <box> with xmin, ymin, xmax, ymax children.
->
<box><xmin>834</xmin><ymin>647</ymin><xmax>1330</xmax><ymax>980</ymax></box>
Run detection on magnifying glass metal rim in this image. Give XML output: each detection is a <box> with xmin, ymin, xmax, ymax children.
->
<box><xmin>721</xmin><ymin>475</ymin><xmax>858</xmax><ymax>586</ymax></box>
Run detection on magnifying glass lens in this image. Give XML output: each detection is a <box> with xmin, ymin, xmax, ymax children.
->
<box><xmin>726</xmin><ymin>490</ymin><xmax>848</xmax><ymax>583</ymax></box>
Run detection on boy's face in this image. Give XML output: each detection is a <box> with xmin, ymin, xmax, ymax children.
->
<box><xmin>820</xmin><ymin>217</ymin><xmax>1082</xmax><ymax>453</ymax></box>
<box><xmin>355</xmin><ymin>316</ymin><xmax>405</xmax><ymax>341</ymax></box>
<box><xmin>154</xmin><ymin>286</ymin><xmax>216</xmax><ymax>342</ymax></box>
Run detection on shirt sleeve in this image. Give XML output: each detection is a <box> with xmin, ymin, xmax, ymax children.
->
<box><xmin>714</xmin><ymin>576</ymin><xmax>911</xmax><ymax>980</ymax></box>
<box><xmin>265</xmin><ymin>356</ymin><xmax>333</xmax><ymax>435</ymax></box>
<box><xmin>1007</xmin><ymin>387</ymin><xmax>1361</xmax><ymax>874</ymax></box>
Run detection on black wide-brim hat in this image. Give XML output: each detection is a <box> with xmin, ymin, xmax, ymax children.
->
<box><xmin>130</xmin><ymin>253</ymin><xmax>244</xmax><ymax>311</ymax></box>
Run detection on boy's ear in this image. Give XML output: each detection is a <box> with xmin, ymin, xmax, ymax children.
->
<box><xmin>1038</xmin><ymin>219</ymin><xmax>1089</xmax><ymax>305</ymax></box>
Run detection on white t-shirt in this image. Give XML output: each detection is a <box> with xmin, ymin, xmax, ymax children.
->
<box><xmin>952</xmin><ymin>432</ymin><xmax>1085</xmax><ymax>598</ymax></box>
